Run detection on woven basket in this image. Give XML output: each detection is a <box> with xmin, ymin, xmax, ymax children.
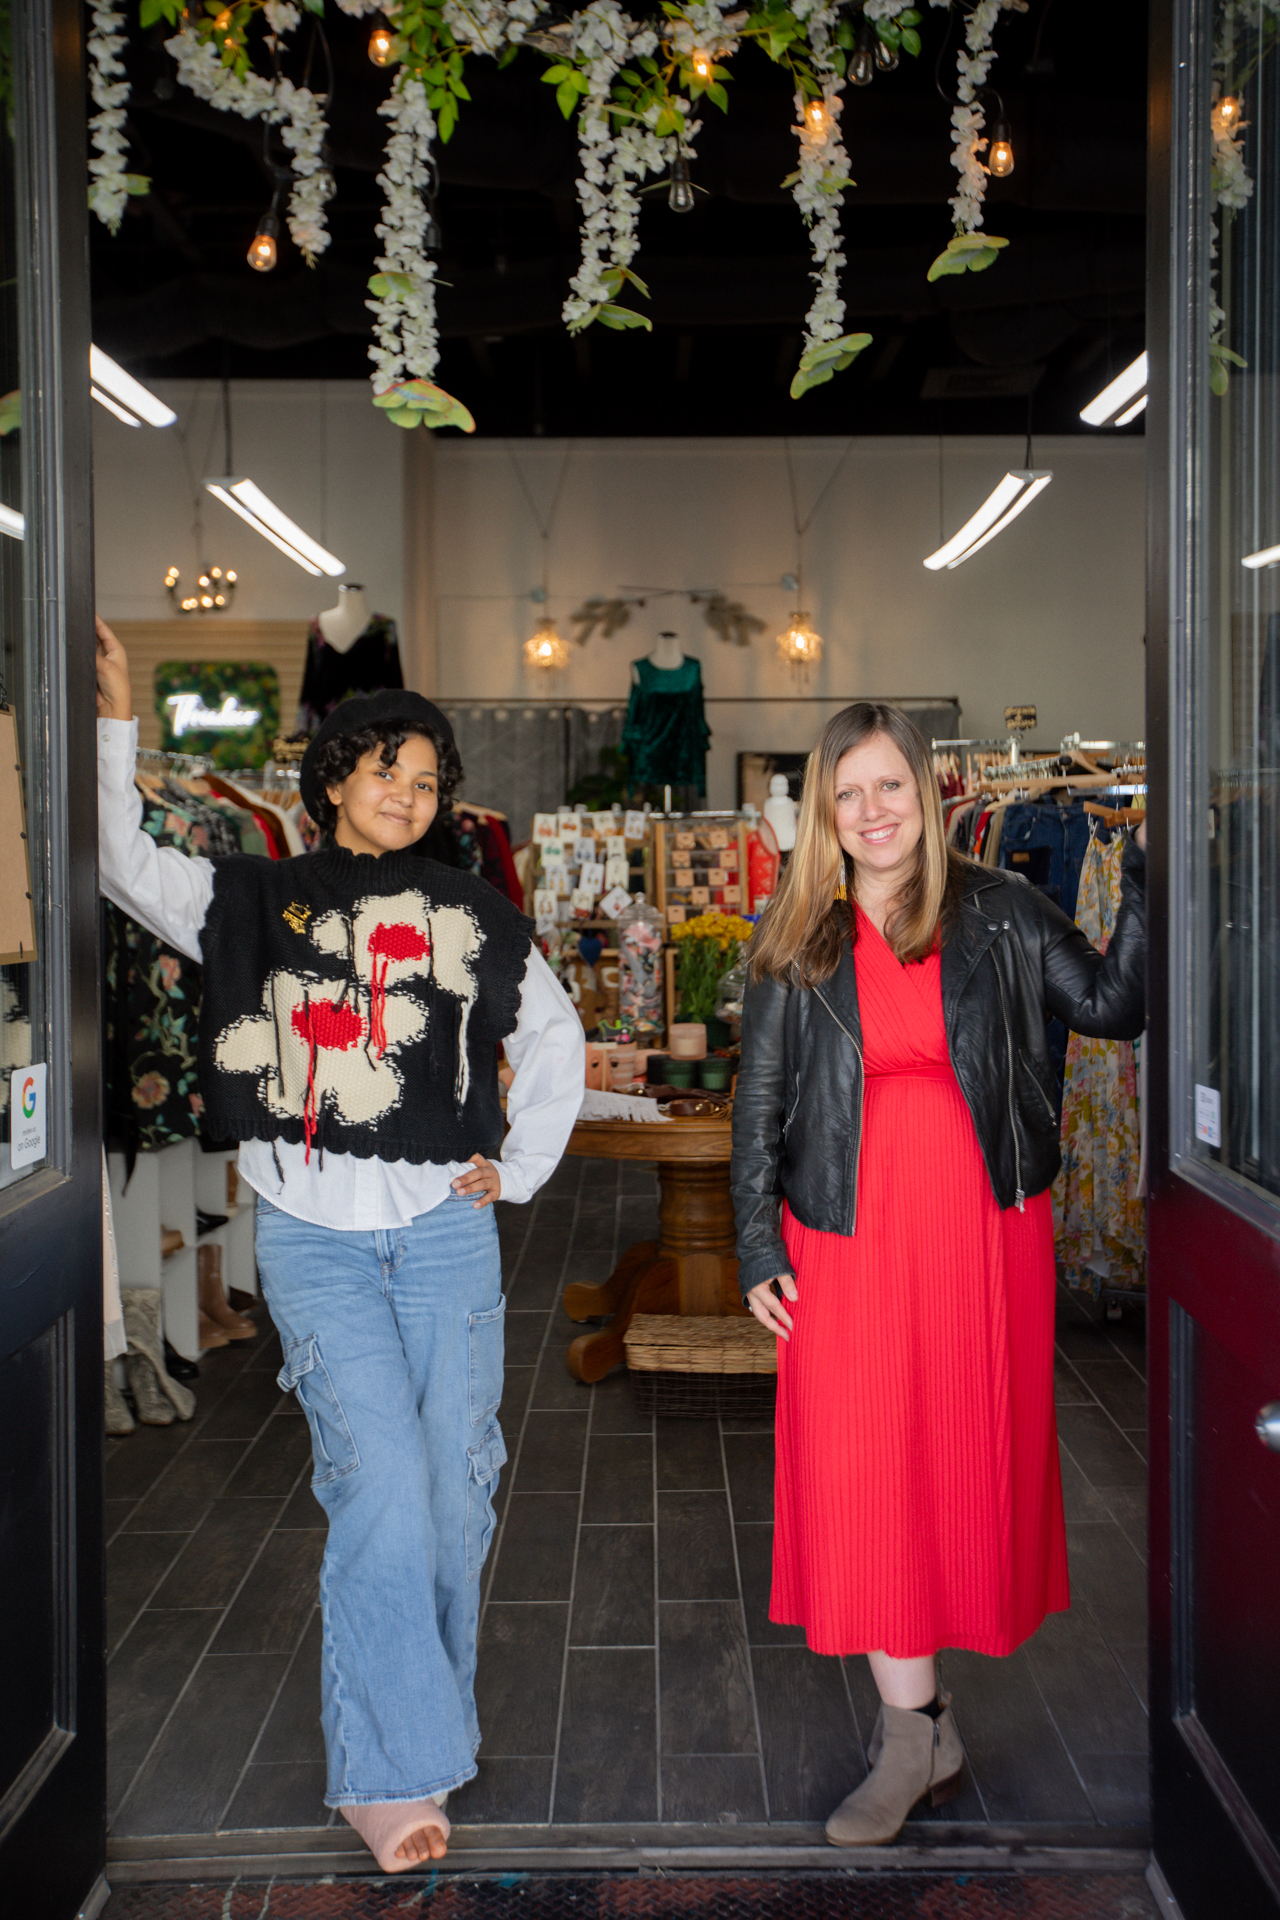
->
<box><xmin>624</xmin><ymin>1313</ymin><xmax>778</xmax><ymax>1420</ymax></box>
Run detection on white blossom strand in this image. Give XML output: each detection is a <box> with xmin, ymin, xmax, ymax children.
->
<box><xmin>368</xmin><ymin>77</ymin><xmax>441</xmax><ymax>390</ymax></box>
<box><xmin>88</xmin><ymin>1</ymin><xmax>134</xmax><ymax>233</ymax></box>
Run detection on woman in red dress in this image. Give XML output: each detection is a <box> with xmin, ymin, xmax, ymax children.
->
<box><xmin>730</xmin><ymin>704</ymin><xmax>1145</xmax><ymax>1846</ymax></box>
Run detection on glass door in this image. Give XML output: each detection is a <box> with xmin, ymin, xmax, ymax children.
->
<box><xmin>0</xmin><ymin>2</ymin><xmax>106</xmax><ymax>1914</ymax></box>
<box><xmin>1149</xmin><ymin>0</ymin><xmax>1280</xmax><ymax>1912</ymax></box>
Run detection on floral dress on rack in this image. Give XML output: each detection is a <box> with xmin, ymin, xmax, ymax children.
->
<box><xmin>1052</xmin><ymin>830</ymin><xmax>1145</xmax><ymax>1296</ymax></box>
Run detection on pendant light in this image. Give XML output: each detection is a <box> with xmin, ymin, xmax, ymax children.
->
<box><xmin>203</xmin><ymin>379</ymin><xmax>345</xmax><ymax>577</ymax></box>
<box><xmin>511</xmin><ymin>441</ymin><xmax>575</xmax><ymax>673</ymax></box>
<box><xmin>1080</xmin><ymin>350</ymin><xmax>1148</xmax><ymax>427</ymax></box>
<box><xmin>776</xmin><ymin>610</ymin><xmax>824</xmax><ymax>668</ymax></box>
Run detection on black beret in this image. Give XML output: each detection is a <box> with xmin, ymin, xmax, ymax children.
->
<box><xmin>300</xmin><ymin>691</ymin><xmax>456</xmax><ymax>822</ymax></box>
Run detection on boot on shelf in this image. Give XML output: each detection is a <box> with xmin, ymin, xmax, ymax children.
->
<box><xmin>826</xmin><ymin>1695</ymin><xmax>964</xmax><ymax>1846</ymax></box>
<box><xmin>104</xmin><ymin>1360</ymin><xmax>135</xmax><ymax>1435</ymax></box>
<box><xmin>197</xmin><ymin>1244</ymin><xmax>256</xmax><ymax>1340</ymax></box>
<box><xmin>121</xmin><ymin>1289</ymin><xmax>197</xmax><ymax>1421</ymax></box>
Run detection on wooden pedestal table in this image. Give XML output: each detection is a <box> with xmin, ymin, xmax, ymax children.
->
<box><xmin>562</xmin><ymin>1111</ymin><xmax>745</xmax><ymax>1383</ymax></box>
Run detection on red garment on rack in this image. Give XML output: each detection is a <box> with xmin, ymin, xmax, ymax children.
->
<box><xmin>769</xmin><ymin>907</ymin><xmax>1069</xmax><ymax>1658</ymax></box>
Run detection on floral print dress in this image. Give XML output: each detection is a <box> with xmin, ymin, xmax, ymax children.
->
<box><xmin>1052</xmin><ymin>831</ymin><xmax>1146</xmax><ymax>1296</ymax></box>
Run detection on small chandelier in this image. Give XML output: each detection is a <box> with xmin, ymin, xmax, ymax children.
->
<box><xmin>166</xmin><ymin>564</ymin><xmax>237</xmax><ymax>614</ymax></box>
<box><xmin>524</xmin><ymin>615</ymin><xmax>570</xmax><ymax>671</ymax></box>
<box><xmin>776</xmin><ymin>610</ymin><xmax>823</xmax><ymax>669</ymax></box>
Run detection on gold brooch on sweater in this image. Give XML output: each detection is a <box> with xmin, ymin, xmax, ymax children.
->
<box><xmin>282</xmin><ymin>901</ymin><xmax>312</xmax><ymax>935</ymax></box>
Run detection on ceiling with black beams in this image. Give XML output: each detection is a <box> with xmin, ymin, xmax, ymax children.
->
<box><xmin>90</xmin><ymin>0</ymin><xmax>1149</xmax><ymax>438</ymax></box>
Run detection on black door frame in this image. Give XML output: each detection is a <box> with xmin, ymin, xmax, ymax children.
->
<box><xmin>1147</xmin><ymin>1</ymin><xmax>1280</xmax><ymax>1913</ymax></box>
<box><xmin>0</xmin><ymin>1</ymin><xmax>104</xmax><ymax>1914</ymax></box>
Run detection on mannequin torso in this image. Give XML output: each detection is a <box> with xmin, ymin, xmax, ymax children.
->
<box><xmin>632</xmin><ymin>630</ymin><xmax>684</xmax><ymax>682</ymax></box>
<box><xmin>318</xmin><ymin>584</ymin><xmax>370</xmax><ymax>655</ymax></box>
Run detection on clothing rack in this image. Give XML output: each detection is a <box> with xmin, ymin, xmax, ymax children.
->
<box><xmin>135</xmin><ymin>745</ymin><xmax>213</xmax><ymax>777</ymax></box>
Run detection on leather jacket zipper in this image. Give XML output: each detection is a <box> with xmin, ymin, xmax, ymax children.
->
<box><xmin>990</xmin><ymin>938</ymin><xmax>1025</xmax><ymax>1210</ymax></box>
<box><xmin>812</xmin><ymin>984</ymin><xmax>865</xmax><ymax>1233</ymax></box>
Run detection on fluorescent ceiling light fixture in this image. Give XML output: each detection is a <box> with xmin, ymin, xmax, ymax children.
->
<box><xmin>89</xmin><ymin>345</ymin><xmax>177</xmax><ymax>428</ymax></box>
<box><xmin>1114</xmin><ymin>394</ymin><xmax>1148</xmax><ymax>426</ymax></box>
<box><xmin>946</xmin><ymin>472</ymin><xmax>1053</xmax><ymax>567</ymax></box>
<box><xmin>91</xmin><ymin>385</ymin><xmax>141</xmax><ymax>427</ymax></box>
<box><xmin>0</xmin><ymin>503</ymin><xmax>24</xmax><ymax>540</ymax></box>
<box><xmin>205</xmin><ymin>477</ymin><xmax>346</xmax><ymax>578</ymax></box>
<box><xmin>1080</xmin><ymin>350</ymin><xmax>1148</xmax><ymax>428</ymax></box>
<box><xmin>1241</xmin><ymin>541</ymin><xmax>1280</xmax><ymax>570</ymax></box>
<box><xmin>923</xmin><ymin>470</ymin><xmax>1052</xmax><ymax>571</ymax></box>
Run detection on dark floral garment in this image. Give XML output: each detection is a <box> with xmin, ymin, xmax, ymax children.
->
<box><xmin>103</xmin><ymin>793</ymin><xmax>241</xmax><ymax>1158</ymax></box>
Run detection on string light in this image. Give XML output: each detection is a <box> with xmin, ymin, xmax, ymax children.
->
<box><xmin>1213</xmin><ymin>93</ymin><xmax>1241</xmax><ymax>133</ymax></box>
<box><xmin>875</xmin><ymin>34</ymin><xmax>899</xmax><ymax>71</ymax></box>
<box><xmin>849</xmin><ymin>21</ymin><xmax>875</xmax><ymax>86</ymax></box>
<box><xmin>368</xmin><ymin>18</ymin><xmax>395</xmax><ymax>66</ymax></box>
<box><xmin>524</xmin><ymin>616</ymin><xmax>570</xmax><ymax>670</ymax></box>
<box><xmin>691</xmin><ymin>48</ymin><xmax>713</xmax><ymax>81</ymax></box>
<box><xmin>987</xmin><ymin>118</ymin><xmax>1015</xmax><ymax>177</ymax></box>
<box><xmin>668</xmin><ymin>154</ymin><xmax>696</xmax><ymax>213</ymax></box>
<box><xmin>804</xmin><ymin>98</ymin><xmax>831</xmax><ymax>139</ymax></box>
<box><xmin>247</xmin><ymin>208</ymin><xmax>279</xmax><ymax>272</ymax></box>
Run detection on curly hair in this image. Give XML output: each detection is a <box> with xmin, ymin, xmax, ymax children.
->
<box><xmin>308</xmin><ymin>719</ymin><xmax>464</xmax><ymax>831</ymax></box>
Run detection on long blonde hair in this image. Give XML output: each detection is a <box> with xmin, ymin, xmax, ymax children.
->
<box><xmin>749</xmin><ymin>702</ymin><xmax>962</xmax><ymax>985</ymax></box>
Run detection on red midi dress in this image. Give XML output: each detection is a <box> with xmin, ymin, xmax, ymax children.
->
<box><xmin>770</xmin><ymin>907</ymin><xmax>1069</xmax><ymax>1658</ymax></box>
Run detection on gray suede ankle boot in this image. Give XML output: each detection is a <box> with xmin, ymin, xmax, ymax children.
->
<box><xmin>827</xmin><ymin>1698</ymin><xmax>964</xmax><ymax>1846</ymax></box>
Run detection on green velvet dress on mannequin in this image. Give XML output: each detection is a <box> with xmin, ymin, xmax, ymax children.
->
<box><xmin>620</xmin><ymin>636</ymin><xmax>712</xmax><ymax>797</ymax></box>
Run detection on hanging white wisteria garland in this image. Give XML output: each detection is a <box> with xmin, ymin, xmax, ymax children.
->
<box><xmin>88</xmin><ymin>0</ymin><xmax>147</xmax><ymax>231</ymax></box>
<box><xmin>101</xmin><ymin>0</ymin><xmax>1026</xmax><ymax>427</ymax></box>
<box><xmin>368</xmin><ymin>75</ymin><xmax>475</xmax><ymax>429</ymax></box>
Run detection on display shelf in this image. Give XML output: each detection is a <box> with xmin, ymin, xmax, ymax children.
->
<box><xmin>108</xmin><ymin>1138</ymin><xmax>257</xmax><ymax>1363</ymax></box>
<box><xmin>653</xmin><ymin>815</ymin><xmax>748</xmax><ymax>926</ymax></box>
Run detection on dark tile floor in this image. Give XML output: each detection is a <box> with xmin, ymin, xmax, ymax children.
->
<box><xmin>105</xmin><ymin>1153</ymin><xmax>1150</xmax><ymax>1844</ymax></box>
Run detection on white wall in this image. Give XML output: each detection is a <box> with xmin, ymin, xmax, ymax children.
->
<box><xmin>93</xmin><ymin>379</ymin><xmax>405</xmax><ymax>630</ymax></box>
<box><xmin>93</xmin><ymin>393</ymin><xmax>1146</xmax><ymax>812</ymax></box>
<box><xmin>433</xmin><ymin>435</ymin><xmax>1146</xmax><ymax>809</ymax></box>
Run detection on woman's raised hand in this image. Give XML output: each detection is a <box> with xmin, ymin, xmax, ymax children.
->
<box><xmin>95</xmin><ymin>616</ymin><xmax>133</xmax><ymax>721</ymax></box>
<box><xmin>747</xmin><ymin>1272</ymin><xmax>798</xmax><ymax>1340</ymax></box>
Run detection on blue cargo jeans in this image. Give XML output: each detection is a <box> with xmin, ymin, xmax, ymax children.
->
<box><xmin>253</xmin><ymin>1190</ymin><xmax>507</xmax><ymax>1808</ymax></box>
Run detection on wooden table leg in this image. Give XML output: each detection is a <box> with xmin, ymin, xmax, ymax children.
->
<box><xmin>657</xmin><ymin>1159</ymin><xmax>745</xmax><ymax>1316</ymax></box>
<box><xmin>563</xmin><ymin>1240</ymin><xmax>659</xmax><ymax>1323</ymax></box>
<box><xmin>565</xmin><ymin>1250</ymin><xmax>677</xmax><ymax>1383</ymax></box>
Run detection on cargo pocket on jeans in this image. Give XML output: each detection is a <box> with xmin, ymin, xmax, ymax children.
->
<box><xmin>465</xmin><ymin>1422</ymin><xmax>507</xmax><ymax>1581</ymax></box>
<box><xmin>276</xmin><ymin>1334</ymin><xmax>360</xmax><ymax>1487</ymax></box>
<box><xmin>468</xmin><ymin>1299</ymin><xmax>506</xmax><ymax>1426</ymax></box>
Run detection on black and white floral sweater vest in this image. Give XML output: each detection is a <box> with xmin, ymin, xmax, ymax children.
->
<box><xmin>197</xmin><ymin>847</ymin><xmax>535</xmax><ymax>1165</ymax></box>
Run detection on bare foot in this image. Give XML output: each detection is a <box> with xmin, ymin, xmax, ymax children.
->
<box><xmin>394</xmin><ymin>1809</ymin><xmax>449</xmax><ymax>1863</ymax></box>
<box><xmin>341</xmin><ymin>1796</ymin><xmax>450</xmax><ymax>1872</ymax></box>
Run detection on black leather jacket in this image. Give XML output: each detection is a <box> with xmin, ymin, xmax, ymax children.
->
<box><xmin>730</xmin><ymin>843</ymin><xmax>1145</xmax><ymax>1299</ymax></box>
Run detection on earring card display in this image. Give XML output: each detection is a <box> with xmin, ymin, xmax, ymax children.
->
<box><xmin>0</xmin><ymin>709</ymin><xmax>36</xmax><ymax>965</ymax></box>
<box><xmin>652</xmin><ymin>815</ymin><xmax>748</xmax><ymax>926</ymax></box>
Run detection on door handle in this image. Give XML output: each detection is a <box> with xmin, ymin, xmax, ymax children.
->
<box><xmin>1256</xmin><ymin>1404</ymin><xmax>1280</xmax><ymax>1451</ymax></box>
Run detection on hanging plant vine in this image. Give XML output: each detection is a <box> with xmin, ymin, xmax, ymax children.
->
<box><xmin>106</xmin><ymin>0</ymin><xmax>1021</xmax><ymax>427</ymax></box>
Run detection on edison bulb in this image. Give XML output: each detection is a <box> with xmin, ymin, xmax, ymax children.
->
<box><xmin>691</xmin><ymin>47</ymin><xmax>713</xmax><ymax>81</ymax></box>
<box><xmin>248</xmin><ymin>211</ymin><xmax>279</xmax><ymax>272</ymax></box>
<box><xmin>668</xmin><ymin>155</ymin><xmax>695</xmax><ymax>213</ymax></box>
<box><xmin>225</xmin><ymin>571</ymin><xmax>237</xmax><ymax>585</ymax></box>
<box><xmin>368</xmin><ymin>20</ymin><xmax>394</xmax><ymax>65</ymax></box>
<box><xmin>1215</xmin><ymin>93</ymin><xmax>1241</xmax><ymax>131</ymax></box>
<box><xmin>849</xmin><ymin>25</ymin><xmax>875</xmax><ymax>86</ymax></box>
<box><xmin>805</xmin><ymin>98</ymin><xmax>830</xmax><ymax>138</ymax></box>
<box><xmin>987</xmin><ymin>122</ymin><xmax>1014</xmax><ymax>177</ymax></box>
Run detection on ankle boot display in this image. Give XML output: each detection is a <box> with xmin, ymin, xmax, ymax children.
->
<box><xmin>826</xmin><ymin>1697</ymin><xmax>964</xmax><ymax>1846</ymax></box>
<box><xmin>197</xmin><ymin>1245</ymin><xmax>256</xmax><ymax>1339</ymax></box>
<box><xmin>128</xmin><ymin>1352</ymin><xmax>175</xmax><ymax>1425</ymax></box>
<box><xmin>104</xmin><ymin>1360</ymin><xmax>135</xmax><ymax>1435</ymax></box>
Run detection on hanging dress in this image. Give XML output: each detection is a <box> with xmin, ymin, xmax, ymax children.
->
<box><xmin>1053</xmin><ymin>831</ymin><xmax>1145</xmax><ymax>1297</ymax></box>
<box><xmin>620</xmin><ymin>655</ymin><xmax>711</xmax><ymax>794</ymax></box>
<box><xmin>771</xmin><ymin>906</ymin><xmax>1069</xmax><ymax>1659</ymax></box>
<box><xmin>295</xmin><ymin>613</ymin><xmax>404</xmax><ymax>733</ymax></box>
